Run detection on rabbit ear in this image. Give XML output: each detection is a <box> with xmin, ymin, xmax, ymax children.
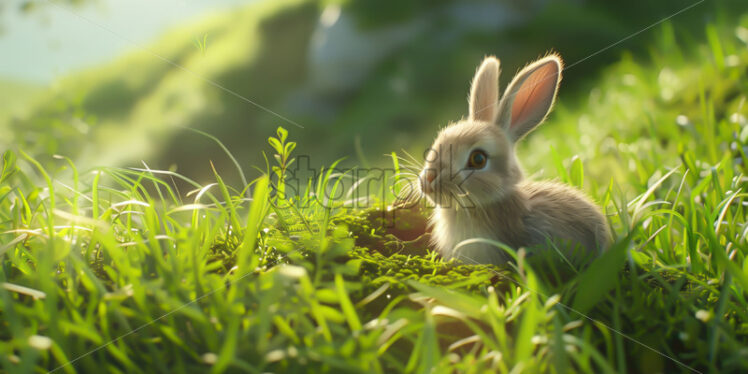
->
<box><xmin>468</xmin><ymin>56</ymin><xmax>500</xmax><ymax>123</ymax></box>
<box><xmin>496</xmin><ymin>54</ymin><xmax>562</xmax><ymax>141</ymax></box>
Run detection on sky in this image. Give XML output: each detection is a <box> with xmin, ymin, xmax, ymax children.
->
<box><xmin>0</xmin><ymin>0</ymin><xmax>255</xmax><ymax>83</ymax></box>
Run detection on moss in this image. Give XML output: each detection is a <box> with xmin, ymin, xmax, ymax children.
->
<box><xmin>335</xmin><ymin>205</ymin><xmax>512</xmax><ymax>300</ymax></box>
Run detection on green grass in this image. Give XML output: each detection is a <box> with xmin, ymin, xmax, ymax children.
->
<box><xmin>2</xmin><ymin>12</ymin><xmax>748</xmax><ymax>374</ymax></box>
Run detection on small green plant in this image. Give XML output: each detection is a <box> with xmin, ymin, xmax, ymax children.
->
<box><xmin>267</xmin><ymin>126</ymin><xmax>296</xmax><ymax>201</ymax></box>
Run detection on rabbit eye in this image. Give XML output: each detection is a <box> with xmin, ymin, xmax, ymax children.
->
<box><xmin>467</xmin><ymin>149</ymin><xmax>488</xmax><ymax>169</ymax></box>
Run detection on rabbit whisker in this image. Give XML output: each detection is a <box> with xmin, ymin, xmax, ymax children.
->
<box><xmin>400</xmin><ymin>149</ymin><xmax>424</xmax><ymax>168</ymax></box>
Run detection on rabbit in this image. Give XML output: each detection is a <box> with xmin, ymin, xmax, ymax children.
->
<box><xmin>418</xmin><ymin>54</ymin><xmax>610</xmax><ymax>265</ymax></box>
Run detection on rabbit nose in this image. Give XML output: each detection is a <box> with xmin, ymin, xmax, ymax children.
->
<box><xmin>421</xmin><ymin>170</ymin><xmax>436</xmax><ymax>194</ymax></box>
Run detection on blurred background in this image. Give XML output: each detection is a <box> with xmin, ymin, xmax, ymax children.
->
<box><xmin>1</xmin><ymin>0</ymin><xmax>747</xmax><ymax>187</ymax></box>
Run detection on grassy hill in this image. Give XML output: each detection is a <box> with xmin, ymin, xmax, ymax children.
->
<box><xmin>0</xmin><ymin>78</ymin><xmax>42</xmax><ymax>119</ymax></box>
<box><xmin>2</xmin><ymin>0</ymin><xmax>318</xmax><ymax>182</ymax></box>
<box><xmin>5</xmin><ymin>0</ymin><xmax>747</xmax><ymax>187</ymax></box>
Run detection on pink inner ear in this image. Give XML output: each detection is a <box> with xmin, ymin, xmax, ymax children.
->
<box><xmin>510</xmin><ymin>63</ymin><xmax>559</xmax><ymax>128</ymax></box>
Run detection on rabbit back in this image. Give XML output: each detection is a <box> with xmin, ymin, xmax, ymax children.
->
<box><xmin>521</xmin><ymin>180</ymin><xmax>609</xmax><ymax>255</ymax></box>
